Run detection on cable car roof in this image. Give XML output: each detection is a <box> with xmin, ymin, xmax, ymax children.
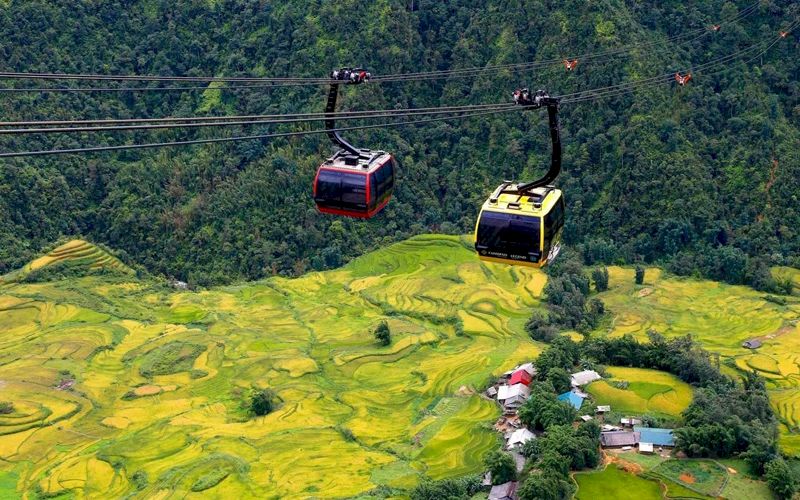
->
<box><xmin>321</xmin><ymin>149</ymin><xmax>392</xmax><ymax>172</ymax></box>
<box><xmin>481</xmin><ymin>185</ymin><xmax>562</xmax><ymax>216</ymax></box>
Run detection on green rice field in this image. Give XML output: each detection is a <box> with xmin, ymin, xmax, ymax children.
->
<box><xmin>589</xmin><ymin>454</ymin><xmax>772</xmax><ymax>500</ymax></box>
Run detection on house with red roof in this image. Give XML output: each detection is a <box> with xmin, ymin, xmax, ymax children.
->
<box><xmin>509</xmin><ymin>369</ymin><xmax>532</xmax><ymax>386</ymax></box>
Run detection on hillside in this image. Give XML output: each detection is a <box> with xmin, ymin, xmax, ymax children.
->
<box><xmin>0</xmin><ymin>235</ymin><xmax>798</xmax><ymax>498</ymax></box>
<box><xmin>0</xmin><ymin>235</ymin><xmax>544</xmax><ymax>498</ymax></box>
<box><xmin>0</xmin><ymin>239</ymin><xmax>133</xmax><ymax>284</ymax></box>
<box><xmin>0</xmin><ymin>0</ymin><xmax>798</xmax><ymax>286</ymax></box>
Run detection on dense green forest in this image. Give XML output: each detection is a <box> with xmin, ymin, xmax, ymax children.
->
<box><xmin>0</xmin><ymin>0</ymin><xmax>798</xmax><ymax>285</ymax></box>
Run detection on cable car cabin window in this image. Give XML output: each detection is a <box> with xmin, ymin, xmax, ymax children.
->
<box><xmin>315</xmin><ymin>170</ymin><xmax>367</xmax><ymax>210</ymax></box>
<box><xmin>340</xmin><ymin>173</ymin><xmax>367</xmax><ymax>209</ymax></box>
<box><xmin>476</xmin><ymin>212</ymin><xmax>541</xmax><ymax>262</ymax></box>
<box><xmin>369</xmin><ymin>172</ymin><xmax>379</xmax><ymax>210</ymax></box>
<box><xmin>382</xmin><ymin>160</ymin><xmax>395</xmax><ymax>192</ymax></box>
<box><xmin>543</xmin><ymin>196</ymin><xmax>565</xmax><ymax>256</ymax></box>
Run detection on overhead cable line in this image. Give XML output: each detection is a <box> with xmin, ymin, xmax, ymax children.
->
<box><xmin>558</xmin><ymin>23</ymin><xmax>793</xmax><ymax>104</ymax></box>
<box><xmin>0</xmin><ymin>107</ymin><xmax>520</xmax><ymax>158</ymax></box>
<box><xmin>0</xmin><ymin>102</ymin><xmax>512</xmax><ymax>127</ymax></box>
<box><xmin>0</xmin><ymin>1</ymin><xmax>761</xmax><ymax>91</ymax></box>
<box><xmin>0</xmin><ymin>104</ymin><xmax>516</xmax><ymax>135</ymax></box>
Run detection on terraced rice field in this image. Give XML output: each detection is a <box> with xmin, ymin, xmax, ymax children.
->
<box><xmin>596</xmin><ymin>266</ymin><xmax>800</xmax><ymax>454</ymax></box>
<box><xmin>586</xmin><ymin>367</ymin><xmax>693</xmax><ymax>418</ymax></box>
<box><xmin>0</xmin><ymin>235</ymin><xmax>543</xmax><ymax>498</ymax></box>
<box><xmin>0</xmin><ymin>240</ymin><xmax>132</xmax><ymax>284</ymax></box>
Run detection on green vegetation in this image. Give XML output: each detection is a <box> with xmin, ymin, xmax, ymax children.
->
<box><xmin>587</xmin><ymin>366</ymin><xmax>693</xmax><ymax>418</ymax></box>
<box><xmin>249</xmin><ymin>389</ymin><xmax>276</xmax><ymax>417</ymax></box>
<box><xmin>374</xmin><ymin>320</ymin><xmax>392</xmax><ymax>346</ymax></box>
<box><xmin>0</xmin><ymin>1</ymin><xmax>797</xmax><ymax>293</ymax></box>
<box><xmin>575</xmin><ymin>465</ymin><xmax>662</xmax><ymax>500</ymax></box>
<box><xmin>410</xmin><ymin>475</ymin><xmax>482</xmax><ymax>500</ymax></box>
<box><xmin>635</xmin><ymin>265</ymin><xmax>645</xmax><ymax>285</ymax></box>
<box><xmin>484</xmin><ymin>450</ymin><xmax>516</xmax><ymax>485</ymax></box>
<box><xmin>649</xmin><ymin>459</ymin><xmax>727</xmax><ymax>496</ymax></box>
<box><xmin>138</xmin><ymin>341</ymin><xmax>206</xmax><ymax>377</ymax></box>
<box><xmin>764</xmin><ymin>458</ymin><xmax>797</xmax><ymax>500</ymax></box>
<box><xmin>0</xmin><ymin>403</ymin><xmax>12</xmax><ymax>415</ymax></box>
<box><xmin>592</xmin><ymin>267</ymin><xmax>609</xmax><ymax>292</ymax></box>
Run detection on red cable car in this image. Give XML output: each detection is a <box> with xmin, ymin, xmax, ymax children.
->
<box><xmin>313</xmin><ymin>150</ymin><xmax>396</xmax><ymax>218</ymax></box>
<box><xmin>313</xmin><ymin>68</ymin><xmax>396</xmax><ymax>218</ymax></box>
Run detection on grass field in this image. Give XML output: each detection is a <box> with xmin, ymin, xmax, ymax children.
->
<box><xmin>0</xmin><ymin>235</ymin><xmax>544</xmax><ymax>498</ymax></box>
<box><xmin>586</xmin><ymin>366</ymin><xmax>693</xmax><ymax>418</ymax></box>
<box><xmin>574</xmin><ymin>465</ymin><xmax>662</xmax><ymax>500</ymax></box>
<box><xmin>601</xmin><ymin>453</ymin><xmax>771</xmax><ymax>500</ymax></box>
<box><xmin>596</xmin><ymin>266</ymin><xmax>800</xmax><ymax>455</ymax></box>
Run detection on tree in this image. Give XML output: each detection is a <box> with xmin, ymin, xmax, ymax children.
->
<box><xmin>765</xmin><ymin>458</ymin><xmax>797</xmax><ymax>500</ymax></box>
<box><xmin>410</xmin><ymin>476</ymin><xmax>482</xmax><ymax>500</ymax></box>
<box><xmin>635</xmin><ymin>265</ymin><xmax>645</xmax><ymax>285</ymax></box>
<box><xmin>525</xmin><ymin>311</ymin><xmax>559</xmax><ymax>343</ymax></box>
<box><xmin>0</xmin><ymin>402</ymin><xmax>13</xmax><ymax>414</ymax></box>
<box><xmin>484</xmin><ymin>450</ymin><xmax>516</xmax><ymax>485</ymax></box>
<box><xmin>517</xmin><ymin>472</ymin><xmax>575</xmax><ymax>500</ymax></box>
<box><xmin>546</xmin><ymin>367</ymin><xmax>571</xmax><ymax>394</ymax></box>
<box><xmin>374</xmin><ymin>321</ymin><xmax>391</xmax><ymax>346</ymax></box>
<box><xmin>591</xmin><ymin>267</ymin><xmax>609</xmax><ymax>292</ymax></box>
<box><xmin>518</xmin><ymin>385</ymin><xmax>578</xmax><ymax>431</ymax></box>
<box><xmin>249</xmin><ymin>389</ymin><xmax>276</xmax><ymax>416</ymax></box>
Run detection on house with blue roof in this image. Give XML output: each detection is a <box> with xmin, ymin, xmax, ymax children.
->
<box><xmin>634</xmin><ymin>426</ymin><xmax>675</xmax><ymax>447</ymax></box>
<box><xmin>557</xmin><ymin>391</ymin><xmax>584</xmax><ymax>410</ymax></box>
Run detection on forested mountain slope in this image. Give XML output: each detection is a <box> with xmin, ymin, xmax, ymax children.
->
<box><xmin>0</xmin><ymin>0</ymin><xmax>798</xmax><ymax>285</ymax></box>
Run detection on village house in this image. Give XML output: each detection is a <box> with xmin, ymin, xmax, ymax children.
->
<box><xmin>557</xmin><ymin>390</ymin><xmax>585</xmax><ymax>410</ymax></box>
<box><xmin>515</xmin><ymin>362</ymin><xmax>536</xmax><ymax>376</ymax></box>
<box><xmin>596</xmin><ymin>405</ymin><xmax>611</xmax><ymax>413</ymax></box>
<box><xmin>639</xmin><ymin>442</ymin><xmax>655</xmax><ymax>454</ymax></box>
<box><xmin>509</xmin><ymin>369</ymin><xmax>532</xmax><ymax>386</ymax></box>
<box><xmin>489</xmin><ymin>481</ymin><xmax>518</xmax><ymax>500</ymax></box>
<box><xmin>635</xmin><ymin>426</ymin><xmax>675</xmax><ymax>448</ymax></box>
<box><xmin>570</xmin><ymin>369</ymin><xmax>601</xmax><ymax>387</ymax></box>
<box><xmin>506</xmin><ymin>428</ymin><xmax>535</xmax><ymax>450</ymax></box>
<box><xmin>620</xmin><ymin>417</ymin><xmax>643</xmax><ymax>427</ymax></box>
<box><xmin>600</xmin><ymin>430</ymin><xmax>641</xmax><ymax>448</ymax></box>
<box><xmin>498</xmin><ymin>383</ymin><xmax>531</xmax><ymax>412</ymax></box>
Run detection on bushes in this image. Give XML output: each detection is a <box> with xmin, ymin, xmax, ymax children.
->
<box><xmin>0</xmin><ymin>402</ymin><xmax>13</xmax><ymax>414</ymax></box>
<box><xmin>138</xmin><ymin>341</ymin><xmax>206</xmax><ymax>377</ymax></box>
<box><xmin>592</xmin><ymin>267</ymin><xmax>609</xmax><ymax>292</ymax></box>
<box><xmin>764</xmin><ymin>458</ymin><xmax>798</xmax><ymax>500</ymax></box>
<box><xmin>525</xmin><ymin>258</ymin><xmax>606</xmax><ymax>339</ymax></box>
<box><xmin>484</xmin><ymin>450</ymin><xmax>516</xmax><ymax>485</ymax></box>
<box><xmin>635</xmin><ymin>265</ymin><xmax>645</xmax><ymax>285</ymax></box>
<box><xmin>409</xmin><ymin>475</ymin><xmax>482</xmax><ymax>500</ymax></box>
<box><xmin>518</xmin><ymin>383</ymin><xmax>578</xmax><ymax>431</ymax></box>
<box><xmin>374</xmin><ymin>321</ymin><xmax>391</xmax><ymax>346</ymax></box>
<box><xmin>249</xmin><ymin>389</ymin><xmax>276</xmax><ymax>416</ymax></box>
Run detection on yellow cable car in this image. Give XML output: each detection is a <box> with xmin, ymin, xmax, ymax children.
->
<box><xmin>474</xmin><ymin>184</ymin><xmax>564</xmax><ymax>267</ymax></box>
<box><xmin>474</xmin><ymin>90</ymin><xmax>565</xmax><ymax>267</ymax></box>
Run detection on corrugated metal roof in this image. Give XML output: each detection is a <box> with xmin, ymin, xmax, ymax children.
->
<box><xmin>634</xmin><ymin>426</ymin><xmax>675</xmax><ymax>447</ymax></box>
<box><xmin>600</xmin><ymin>431</ymin><xmax>640</xmax><ymax>447</ymax></box>
<box><xmin>557</xmin><ymin>391</ymin><xmax>584</xmax><ymax>410</ymax></box>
